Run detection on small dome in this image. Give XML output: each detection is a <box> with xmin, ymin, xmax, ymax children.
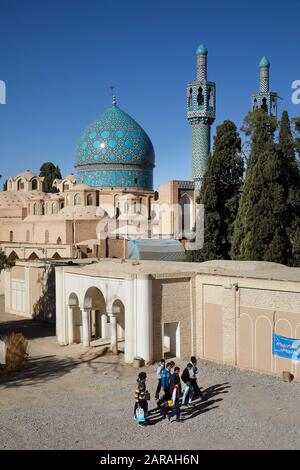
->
<box><xmin>196</xmin><ymin>44</ymin><xmax>208</xmax><ymax>55</ymax></box>
<box><xmin>15</xmin><ymin>171</ymin><xmax>37</xmax><ymax>181</ymax></box>
<box><xmin>259</xmin><ymin>56</ymin><xmax>270</xmax><ymax>68</ymax></box>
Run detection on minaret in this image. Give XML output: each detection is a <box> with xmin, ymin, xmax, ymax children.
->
<box><xmin>251</xmin><ymin>56</ymin><xmax>278</xmax><ymax>118</ymax></box>
<box><xmin>187</xmin><ymin>44</ymin><xmax>216</xmax><ymax>191</ymax></box>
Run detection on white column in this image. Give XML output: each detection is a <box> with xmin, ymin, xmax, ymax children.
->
<box><xmin>109</xmin><ymin>313</ymin><xmax>118</xmax><ymax>354</ymax></box>
<box><xmin>82</xmin><ymin>308</ymin><xmax>90</xmax><ymax>347</ymax></box>
<box><xmin>55</xmin><ymin>268</ymin><xmax>66</xmax><ymax>345</ymax></box>
<box><xmin>67</xmin><ymin>306</ymin><xmax>74</xmax><ymax>344</ymax></box>
<box><xmin>136</xmin><ymin>276</ymin><xmax>153</xmax><ymax>362</ymax></box>
<box><xmin>124</xmin><ymin>278</ymin><xmax>135</xmax><ymax>363</ymax></box>
<box><xmin>101</xmin><ymin>313</ymin><xmax>108</xmax><ymax>339</ymax></box>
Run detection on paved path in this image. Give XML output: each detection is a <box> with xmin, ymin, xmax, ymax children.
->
<box><xmin>0</xmin><ymin>296</ymin><xmax>300</xmax><ymax>450</ymax></box>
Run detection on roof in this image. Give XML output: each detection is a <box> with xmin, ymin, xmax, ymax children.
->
<box><xmin>259</xmin><ymin>56</ymin><xmax>270</xmax><ymax>68</ymax></box>
<box><xmin>196</xmin><ymin>44</ymin><xmax>208</xmax><ymax>55</ymax></box>
<box><xmin>15</xmin><ymin>171</ymin><xmax>37</xmax><ymax>181</ymax></box>
<box><xmin>60</xmin><ymin>258</ymin><xmax>300</xmax><ymax>283</ymax></box>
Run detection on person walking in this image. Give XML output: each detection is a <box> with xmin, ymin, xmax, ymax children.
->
<box><xmin>157</xmin><ymin>362</ymin><xmax>172</xmax><ymax>408</ymax></box>
<box><xmin>134</xmin><ymin>372</ymin><xmax>148</xmax><ymax>423</ymax></box>
<box><xmin>155</xmin><ymin>358</ymin><xmax>165</xmax><ymax>400</ymax></box>
<box><xmin>190</xmin><ymin>356</ymin><xmax>203</xmax><ymax>399</ymax></box>
<box><xmin>167</xmin><ymin>366</ymin><xmax>183</xmax><ymax>422</ymax></box>
<box><xmin>181</xmin><ymin>363</ymin><xmax>194</xmax><ymax>405</ymax></box>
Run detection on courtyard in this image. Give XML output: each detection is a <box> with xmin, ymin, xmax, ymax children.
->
<box><xmin>0</xmin><ymin>296</ymin><xmax>299</xmax><ymax>450</ymax></box>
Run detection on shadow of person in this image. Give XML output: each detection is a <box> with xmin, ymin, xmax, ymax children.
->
<box><xmin>201</xmin><ymin>382</ymin><xmax>231</xmax><ymax>401</ymax></box>
<box><xmin>181</xmin><ymin>397</ymin><xmax>223</xmax><ymax>421</ymax></box>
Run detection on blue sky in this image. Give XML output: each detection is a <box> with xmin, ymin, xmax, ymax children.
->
<box><xmin>0</xmin><ymin>0</ymin><xmax>299</xmax><ymax>189</ymax></box>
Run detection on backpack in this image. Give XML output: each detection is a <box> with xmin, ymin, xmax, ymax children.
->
<box><xmin>181</xmin><ymin>368</ymin><xmax>190</xmax><ymax>384</ymax></box>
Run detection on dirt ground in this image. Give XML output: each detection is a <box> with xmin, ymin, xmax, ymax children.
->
<box><xmin>0</xmin><ymin>296</ymin><xmax>299</xmax><ymax>450</ymax></box>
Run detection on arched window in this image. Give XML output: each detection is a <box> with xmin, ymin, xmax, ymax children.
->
<box><xmin>52</xmin><ymin>203</ymin><xmax>57</xmax><ymax>214</ymax></box>
<box><xmin>197</xmin><ymin>87</ymin><xmax>204</xmax><ymax>107</ymax></box>
<box><xmin>45</xmin><ymin>230</ymin><xmax>49</xmax><ymax>244</ymax></box>
<box><xmin>31</xmin><ymin>179</ymin><xmax>38</xmax><ymax>190</ymax></box>
<box><xmin>261</xmin><ymin>97</ymin><xmax>268</xmax><ymax>113</ymax></box>
<box><xmin>41</xmin><ymin>203</ymin><xmax>45</xmax><ymax>215</ymax></box>
<box><xmin>17</xmin><ymin>179</ymin><xmax>24</xmax><ymax>191</ymax></box>
<box><xmin>60</xmin><ymin>201</ymin><xmax>65</xmax><ymax>209</ymax></box>
<box><xmin>57</xmin><ymin>237</ymin><xmax>62</xmax><ymax>245</ymax></box>
<box><xmin>87</xmin><ymin>194</ymin><xmax>93</xmax><ymax>206</ymax></box>
<box><xmin>63</xmin><ymin>182</ymin><xmax>69</xmax><ymax>192</ymax></box>
<box><xmin>33</xmin><ymin>203</ymin><xmax>37</xmax><ymax>215</ymax></box>
<box><xmin>208</xmin><ymin>87</ymin><xmax>213</xmax><ymax>107</ymax></box>
<box><xmin>253</xmin><ymin>98</ymin><xmax>258</xmax><ymax>110</ymax></box>
<box><xmin>188</xmin><ymin>88</ymin><xmax>193</xmax><ymax>108</ymax></box>
<box><xmin>74</xmin><ymin>194</ymin><xmax>81</xmax><ymax>205</ymax></box>
<box><xmin>26</xmin><ymin>230</ymin><xmax>30</xmax><ymax>242</ymax></box>
<box><xmin>9</xmin><ymin>230</ymin><xmax>13</xmax><ymax>242</ymax></box>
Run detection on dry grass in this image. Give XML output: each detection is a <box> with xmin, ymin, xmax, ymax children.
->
<box><xmin>0</xmin><ymin>333</ymin><xmax>28</xmax><ymax>375</ymax></box>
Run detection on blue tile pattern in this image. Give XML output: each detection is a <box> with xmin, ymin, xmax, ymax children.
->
<box><xmin>75</xmin><ymin>104</ymin><xmax>155</xmax><ymax>189</ymax></box>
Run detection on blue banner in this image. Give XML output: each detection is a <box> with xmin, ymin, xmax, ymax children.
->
<box><xmin>272</xmin><ymin>333</ymin><xmax>300</xmax><ymax>361</ymax></box>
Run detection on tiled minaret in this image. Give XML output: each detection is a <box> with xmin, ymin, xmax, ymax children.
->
<box><xmin>251</xmin><ymin>56</ymin><xmax>278</xmax><ymax>118</ymax></box>
<box><xmin>187</xmin><ymin>44</ymin><xmax>216</xmax><ymax>191</ymax></box>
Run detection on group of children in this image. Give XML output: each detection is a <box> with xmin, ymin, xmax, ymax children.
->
<box><xmin>134</xmin><ymin>356</ymin><xmax>202</xmax><ymax>424</ymax></box>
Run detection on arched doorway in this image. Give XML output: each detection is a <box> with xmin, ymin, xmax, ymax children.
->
<box><xmin>83</xmin><ymin>287</ymin><xmax>107</xmax><ymax>342</ymax></box>
<box><xmin>112</xmin><ymin>299</ymin><xmax>125</xmax><ymax>340</ymax></box>
<box><xmin>68</xmin><ymin>293</ymin><xmax>81</xmax><ymax>344</ymax></box>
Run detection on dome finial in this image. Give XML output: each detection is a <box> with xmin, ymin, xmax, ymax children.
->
<box><xmin>110</xmin><ymin>85</ymin><xmax>117</xmax><ymax>106</ymax></box>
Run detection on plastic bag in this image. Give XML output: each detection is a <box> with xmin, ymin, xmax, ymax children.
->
<box><xmin>135</xmin><ymin>405</ymin><xmax>145</xmax><ymax>422</ymax></box>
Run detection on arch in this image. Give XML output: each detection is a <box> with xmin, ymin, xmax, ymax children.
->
<box><xmin>28</xmin><ymin>252</ymin><xmax>39</xmax><ymax>260</ymax></box>
<box><xmin>57</xmin><ymin>237</ymin><xmax>62</xmax><ymax>245</ymax></box>
<box><xmin>83</xmin><ymin>286</ymin><xmax>106</xmax><ymax>310</ymax></box>
<box><xmin>261</xmin><ymin>97</ymin><xmax>268</xmax><ymax>113</ymax></box>
<box><xmin>188</xmin><ymin>87</ymin><xmax>193</xmax><ymax>108</ymax></box>
<box><xmin>26</xmin><ymin>230</ymin><xmax>30</xmax><ymax>242</ymax></box>
<box><xmin>33</xmin><ymin>203</ymin><xmax>37</xmax><ymax>215</ymax></box>
<box><xmin>180</xmin><ymin>193</ymin><xmax>193</xmax><ymax>237</ymax></box>
<box><xmin>87</xmin><ymin>193</ymin><xmax>93</xmax><ymax>206</ymax></box>
<box><xmin>112</xmin><ymin>299</ymin><xmax>125</xmax><ymax>340</ymax></box>
<box><xmin>52</xmin><ymin>202</ymin><xmax>57</xmax><ymax>214</ymax></box>
<box><xmin>31</xmin><ymin>179</ymin><xmax>38</xmax><ymax>190</ymax></box>
<box><xmin>8</xmin><ymin>250</ymin><xmax>19</xmax><ymax>261</ymax></box>
<box><xmin>9</xmin><ymin>230</ymin><xmax>13</xmax><ymax>242</ymax></box>
<box><xmin>253</xmin><ymin>98</ymin><xmax>258</xmax><ymax>110</ymax></box>
<box><xmin>63</xmin><ymin>181</ymin><xmax>70</xmax><ymax>192</ymax></box>
<box><xmin>45</xmin><ymin>230</ymin><xmax>49</xmax><ymax>244</ymax></box>
<box><xmin>197</xmin><ymin>86</ymin><xmax>204</xmax><ymax>107</ymax></box>
<box><xmin>17</xmin><ymin>179</ymin><xmax>25</xmax><ymax>191</ymax></box>
<box><xmin>52</xmin><ymin>252</ymin><xmax>61</xmax><ymax>259</ymax></box>
<box><xmin>74</xmin><ymin>193</ymin><xmax>81</xmax><ymax>206</ymax></box>
<box><xmin>41</xmin><ymin>203</ymin><xmax>45</xmax><ymax>215</ymax></box>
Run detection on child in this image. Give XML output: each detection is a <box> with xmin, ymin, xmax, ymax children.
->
<box><xmin>155</xmin><ymin>358</ymin><xmax>165</xmax><ymax>400</ymax></box>
<box><xmin>134</xmin><ymin>372</ymin><xmax>148</xmax><ymax>423</ymax></box>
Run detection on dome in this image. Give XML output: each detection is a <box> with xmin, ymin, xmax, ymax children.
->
<box><xmin>196</xmin><ymin>44</ymin><xmax>208</xmax><ymax>55</ymax></box>
<box><xmin>75</xmin><ymin>103</ymin><xmax>155</xmax><ymax>190</ymax></box>
<box><xmin>259</xmin><ymin>56</ymin><xmax>270</xmax><ymax>68</ymax></box>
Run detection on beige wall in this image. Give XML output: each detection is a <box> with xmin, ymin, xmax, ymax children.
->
<box><xmin>152</xmin><ymin>277</ymin><xmax>192</xmax><ymax>361</ymax></box>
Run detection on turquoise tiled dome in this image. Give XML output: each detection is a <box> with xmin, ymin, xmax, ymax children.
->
<box><xmin>75</xmin><ymin>104</ymin><xmax>155</xmax><ymax>189</ymax></box>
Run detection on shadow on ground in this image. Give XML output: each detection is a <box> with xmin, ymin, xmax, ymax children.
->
<box><xmin>0</xmin><ymin>319</ymin><xmax>55</xmax><ymax>340</ymax></box>
<box><xmin>145</xmin><ymin>382</ymin><xmax>231</xmax><ymax>426</ymax></box>
<box><xmin>0</xmin><ymin>355</ymin><xmax>81</xmax><ymax>388</ymax></box>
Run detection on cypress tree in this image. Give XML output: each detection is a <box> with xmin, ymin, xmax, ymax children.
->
<box><xmin>231</xmin><ymin>109</ymin><xmax>291</xmax><ymax>264</ymax></box>
<box><xmin>39</xmin><ymin>162</ymin><xmax>62</xmax><ymax>192</ymax></box>
<box><xmin>188</xmin><ymin>120</ymin><xmax>243</xmax><ymax>261</ymax></box>
<box><xmin>278</xmin><ymin>111</ymin><xmax>300</xmax><ymax>266</ymax></box>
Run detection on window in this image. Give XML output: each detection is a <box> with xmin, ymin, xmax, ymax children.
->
<box><xmin>9</xmin><ymin>231</ymin><xmax>13</xmax><ymax>242</ymax></box>
<box><xmin>134</xmin><ymin>178</ymin><xmax>138</xmax><ymax>185</ymax></box>
<box><xmin>33</xmin><ymin>203</ymin><xmax>37</xmax><ymax>215</ymax></box>
<box><xmin>74</xmin><ymin>194</ymin><xmax>81</xmax><ymax>205</ymax></box>
<box><xmin>31</xmin><ymin>179</ymin><xmax>38</xmax><ymax>190</ymax></box>
<box><xmin>17</xmin><ymin>179</ymin><xmax>24</xmax><ymax>191</ymax></box>
<box><xmin>188</xmin><ymin>88</ymin><xmax>193</xmax><ymax>107</ymax></box>
<box><xmin>57</xmin><ymin>237</ymin><xmax>62</xmax><ymax>245</ymax></box>
<box><xmin>87</xmin><ymin>194</ymin><xmax>93</xmax><ymax>206</ymax></box>
<box><xmin>261</xmin><ymin>97</ymin><xmax>268</xmax><ymax>113</ymax></box>
<box><xmin>197</xmin><ymin>87</ymin><xmax>204</xmax><ymax>106</ymax></box>
<box><xmin>52</xmin><ymin>203</ymin><xmax>58</xmax><ymax>214</ymax></box>
<box><xmin>63</xmin><ymin>182</ymin><xmax>69</xmax><ymax>192</ymax></box>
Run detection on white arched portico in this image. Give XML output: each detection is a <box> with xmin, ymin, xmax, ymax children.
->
<box><xmin>55</xmin><ymin>266</ymin><xmax>153</xmax><ymax>363</ymax></box>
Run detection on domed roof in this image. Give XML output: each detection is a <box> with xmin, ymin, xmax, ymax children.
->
<box><xmin>259</xmin><ymin>56</ymin><xmax>270</xmax><ymax>68</ymax></box>
<box><xmin>75</xmin><ymin>104</ymin><xmax>155</xmax><ymax>169</ymax></box>
<box><xmin>15</xmin><ymin>171</ymin><xmax>37</xmax><ymax>181</ymax></box>
<box><xmin>196</xmin><ymin>44</ymin><xmax>208</xmax><ymax>55</ymax></box>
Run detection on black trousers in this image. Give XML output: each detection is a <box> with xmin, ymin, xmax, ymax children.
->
<box><xmin>190</xmin><ymin>378</ymin><xmax>202</xmax><ymax>398</ymax></box>
<box><xmin>168</xmin><ymin>399</ymin><xmax>181</xmax><ymax>420</ymax></box>
<box><xmin>157</xmin><ymin>388</ymin><xmax>171</xmax><ymax>408</ymax></box>
<box><xmin>155</xmin><ymin>378</ymin><xmax>162</xmax><ymax>398</ymax></box>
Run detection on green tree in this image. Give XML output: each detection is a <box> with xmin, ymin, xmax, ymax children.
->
<box><xmin>278</xmin><ymin>111</ymin><xmax>300</xmax><ymax>266</ymax></box>
<box><xmin>188</xmin><ymin>120</ymin><xmax>243</xmax><ymax>261</ymax></box>
<box><xmin>231</xmin><ymin>109</ymin><xmax>291</xmax><ymax>264</ymax></box>
<box><xmin>39</xmin><ymin>162</ymin><xmax>62</xmax><ymax>192</ymax></box>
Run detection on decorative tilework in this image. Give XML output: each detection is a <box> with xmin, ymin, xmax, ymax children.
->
<box><xmin>75</xmin><ymin>104</ymin><xmax>155</xmax><ymax>189</ymax></box>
